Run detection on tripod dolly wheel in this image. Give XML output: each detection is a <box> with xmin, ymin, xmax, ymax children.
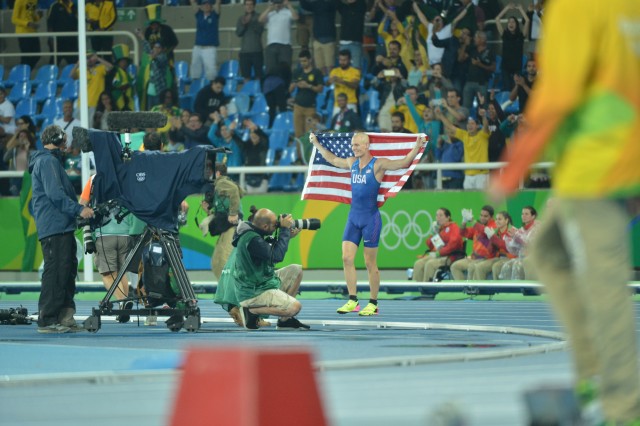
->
<box><xmin>84</xmin><ymin>315</ymin><xmax>101</xmax><ymax>333</ymax></box>
<box><xmin>184</xmin><ymin>314</ymin><xmax>200</xmax><ymax>332</ymax></box>
<box><xmin>166</xmin><ymin>314</ymin><xmax>184</xmax><ymax>332</ymax></box>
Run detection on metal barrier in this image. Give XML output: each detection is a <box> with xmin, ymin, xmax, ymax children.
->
<box><xmin>0</xmin><ymin>31</ymin><xmax>140</xmax><ymax>67</ymax></box>
<box><xmin>0</xmin><ymin>161</ymin><xmax>553</xmax><ymax>192</ymax></box>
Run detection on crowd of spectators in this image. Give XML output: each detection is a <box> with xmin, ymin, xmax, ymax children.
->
<box><xmin>0</xmin><ymin>0</ymin><xmax>548</xmax><ymax>196</ymax></box>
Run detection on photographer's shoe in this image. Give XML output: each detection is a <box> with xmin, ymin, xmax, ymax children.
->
<box><xmin>228</xmin><ymin>306</ymin><xmax>244</xmax><ymax>327</ymax></box>
<box><xmin>58</xmin><ymin>307</ymin><xmax>77</xmax><ymax>327</ymax></box>
<box><xmin>336</xmin><ymin>299</ymin><xmax>360</xmax><ymax>314</ymax></box>
<box><xmin>239</xmin><ymin>307</ymin><xmax>260</xmax><ymax>330</ymax></box>
<box><xmin>258</xmin><ymin>318</ymin><xmax>271</xmax><ymax>327</ymax></box>
<box><xmin>276</xmin><ymin>317</ymin><xmax>310</xmax><ymax>330</ymax></box>
<box><xmin>358</xmin><ymin>303</ymin><xmax>379</xmax><ymax>316</ymax></box>
<box><xmin>116</xmin><ymin>301</ymin><xmax>133</xmax><ymax>323</ymax></box>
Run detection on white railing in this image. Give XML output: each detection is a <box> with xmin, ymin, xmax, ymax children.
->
<box><xmin>0</xmin><ymin>161</ymin><xmax>552</xmax><ymax>193</ymax></box>
<box><xmin>0</xmin><ymin>31</ymin><xmax>140</xmax><ymax>67</ymax></box>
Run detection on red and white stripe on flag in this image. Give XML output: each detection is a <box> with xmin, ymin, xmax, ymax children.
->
<box><xmin>301</xmin><ymin>132</ymin><xmax>426</xmax><ymax>207</ymax></box>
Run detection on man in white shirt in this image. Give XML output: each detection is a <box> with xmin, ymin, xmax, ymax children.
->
<box><xmin>54</xmin><ymin>100</ymin><xmax>81</xmax><ymax>149</ymax></box>
<box><xmin>259</xmin><ymin>0</ymin><xmax>298</xmax><ymax>75</ymax></box>
<box><xmin>0</xmin><ymin>86</ymin><xmax>16</xmax><ymax>145</ymax></box>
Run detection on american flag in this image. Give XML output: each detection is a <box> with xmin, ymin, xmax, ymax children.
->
<box><xmin>301</xmin><ymin>132</ymin><xmax>426</xmax><ymax>206</ymax></box>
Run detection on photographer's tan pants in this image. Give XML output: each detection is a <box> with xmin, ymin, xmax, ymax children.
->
<box><xmin>532</xmin><ymin>199</ymin><xmax>640</xmax><ymax>422</ymax></box>
<box><xmin>211</xmin><ymin>227</ymin><xmax>235</xmax><ymax>280</ymax></box>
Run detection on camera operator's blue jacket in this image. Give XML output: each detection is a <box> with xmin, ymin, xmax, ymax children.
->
<box><xmin>28</xmin><ymin>149</ymin><xmax>84</xmax><ymax>240</ymax></box>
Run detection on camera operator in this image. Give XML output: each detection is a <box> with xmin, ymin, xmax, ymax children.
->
<box><xmin>201</xmin><ymin>162</ymin><xmax>243</xmax><ymax>280</ymax></box>
<box><xmin>234</xmin><ymin>208</ymin><xmax>309</xmax><ymax>330</ymax></box>
<box><xmin>28</xmin><ymin>125</ymin><xmax>94</xmax><ymax>333</ymax></box>
<box><xmin>80</xmin><ymin>175</ymin><xmax>134</xmax><ymax>323</ymax></box>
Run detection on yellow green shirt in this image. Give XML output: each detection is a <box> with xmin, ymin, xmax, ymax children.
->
<box><xmin>329</xmin><ymin>66</ymin><xmax>361</xmax><ymax>106</ymax></box>
<box><xmin>454</xmin><ymin>127</ymin><xmax>489</xmax><ymax>176</ymax></box>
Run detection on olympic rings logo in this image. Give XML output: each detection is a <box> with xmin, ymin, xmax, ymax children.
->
<box><xmin>379</xmin><ymin>210</ymin><xmax>433</xmax><ymax>251</ymax></box>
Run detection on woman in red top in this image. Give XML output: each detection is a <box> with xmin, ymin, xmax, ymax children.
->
<box><xmin>412</xmin><ymin>207</ymin><xmax>464</xmax><ymax>282</ymax></box>
<box><xmin>470</xmin><ymin>211</ymin><xmax>517</xmax><ymax>280</ymax></box>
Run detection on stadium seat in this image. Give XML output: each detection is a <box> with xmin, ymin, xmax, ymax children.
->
<box><xmin>267</xmin><ymin>147</ymin><xmax>293</xmax><ymax>191</ymax></box>
<box><xmin>31</xmin><ymin>64</ymin><xmax>59</xmax><ymax>87</ymax></box>
<box><xmin>15</xmin><ymin>98</ymin><xmax>37</xmax><ymax>118</ymax></box>
<box><xmin>178</xmin><ymin>77</ymin><xmax>209</xmax><ymax>111</ymax></box>
<box><xmin>4</xmin><ymin>64</ymin><xmax>31</xmax><ymax>88</ymax></box>
<box><xmin>57</xmin><ymin>63</ymin><xmax>75</xmax><ymax>86</ymax></box>
<box><xmin>368</xmin><ymin>89</ymin><xmax>380</xmax><ymax>113</ymax></box>
<box><xmin>127</xmin><ymin>63</ymin><xmax>137</xmax><ymax>85</ymax></box>
<box><xmin>238</xmin><ymin>79</ymin><xmax>261</xmax><ymax>97</ymax></box>
<box><xmin>218</xmin><ymin>59</ymin><xmax>240</xmax><ymax>82</ymax></box>
<box><xmin>36</xmin><ymin>97</ymin><xmax>63</xmax><ymax>123</ymax></box>
<box><xmin>60</xmin><ymin>80</ymin><xmax>79</xmax><ymax>101</ymax></box>
<box><xmin>224</xmin><ymin>78</ymin><xmax>238</xmax><ymax>96</ymax></box>
<box><xmin>244</xmin><ymin>93</ymin><xmax>269</xmax><ymax>119</ymax></box>
<box><xmin>7</xmin><ymin>81</ymin><xmax>32</xmax><ymax>103</ymax></box>
<box><xmin>34</xmin><ymin>81</ymin><xmax>57</xmax><ymax>104</ymax></box>
<box><xmin>315</xmin><ymin>86</ymin><xmax>332</xmax><ymax>117</ymax></box>
<box><xmin>268</xmin><ymin>130</ymin><xmax>289</xmax><ymax>151</ymax></box>
<box><xmin>175</xmin><ymin>60</ymin><xmax>191</xmax><ymax>94</ymax></box>
<box><xmin>271</xmin><ymin>111</ymin><xmax>293</xmax><ymax>133</ymax></box>
<box><xmin>0</xmin><ymin>65</ymin><xmax>4</xmax><ymax>84</ymax></box>
<box><xmin>232</xmin><ymin>93</ymin><xmax>250</xmax><ymax>116</ymax></box>
<box><xmin>252</xmin><ymin>111</ymin><xmax>270</xmax><ymax>129</ymax></box>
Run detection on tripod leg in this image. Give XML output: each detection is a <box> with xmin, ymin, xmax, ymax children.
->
<box><xmin>98</xmin><ymin>228</ymin><xmax>150</xmax><ymax>310</ymax></box>
<box><xmin>159</xmin><ymin>232</ymin><xmax>200</xmax><ymax>332</ymax></box>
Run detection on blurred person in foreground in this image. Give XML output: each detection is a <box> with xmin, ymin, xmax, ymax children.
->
<box><xmin>488</xmin><ymin>1</ymin><xmax>640</xmax><ymax>423</ymax></box>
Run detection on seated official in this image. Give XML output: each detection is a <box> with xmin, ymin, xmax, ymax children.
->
<box><xmin>233</xmin><ymin>208</ymin><xmax>309</xmax><ymax>330</ymax></box>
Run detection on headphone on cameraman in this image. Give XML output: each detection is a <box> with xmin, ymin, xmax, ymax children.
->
<box><xmin>43</xmin><ymin>125</ymin><xmax>66</xmax><ymax>147</ymax></box>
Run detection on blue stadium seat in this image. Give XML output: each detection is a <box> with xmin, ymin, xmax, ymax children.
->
<box><xmin>239</xmin><ymin>79</ymin><xmax>261</xmax><ymax>97</ymax></box>
<box><xmin>316</xmin><ymin>86</ymin><xmax>332</xmax><ymax>117</ymax></box>
<box><xmin>34</xmin><ymin>81</ymin><xmax>57</xmax><ymax>104</ymax></box>
<box><xmin>36</xmin><ymin>97</ymin><xmax>63</xmax><ymax>123</ymax></box>
<box><xmin>15</xmin><ymin>98</ymin><xmax>37</xmax><ymax>118</ymax></box>
<box><xmin>219</xmin><ymin>59</ymin><xmax>240</xmax><ymax>82</ymax></box>
<box><xmin>268</xmin><ymin>130</ymin><xmax>289</xmax><ymax>151</ymax></box>
<box><xmin>224</xmin><ymin>78</ymin><xmax>238</xmax><ymax>96</ymax></box>
<box><xmin>232</xmin><ymin>93</ymin><xmax>250</xmax><ymax>116</ymax></box>
<box><xmin>178</xmin><ymin>77</ymin><xmax>209</xmax><ymax>111</ymax></box>
<box><xmin>368</xmin><ymin>89</ymin><xmax>380</xmax><ymax>112</ymax></box>
<box><xmin>127</xmin><ymin>63</ymin><xmax>137</xmax><ymax>85</ymax></box>
<box><xmin>267</xmin><ymin>146</ymin><xmax>293</xmax><ymax>191</ymax></box>
<box><xmin>252</xmin><ymin>111</ymin><xmax>270</xmax><ymax>129</ymax></box>
<box><xmin>60</xmin><ymin>80</ymin><xmax>79</xmax><ymax>101</ymax></box>
<box><xmin>0</xmin><ymin>65</ymin><xmax>4</xmax><ymax>83</ymax></box>
<box><xmin>57</xmin><ymin>63</ymin><xmax>75</xmax><ymax>86</ymax></box>
<box><xmin>244</xmin><ymin>93</ymin><xmax>269</xmax><ymax>119</ymax></box>
<box><xmin>31</xmin><ymin>64</ymin><xmax>59</xmax><ymax>87</ymax></box>
<box><xmin>7</xmin><ymin>81</ymin><xmax>32</xmax><ymax>103</ymax></box>
<box><xmin>271</xmin><ymin>111</ymin><xmax>293</xmax><ymax>133</ymax></box>
<box><xmin>504</xmin><ymin>98</ymin><xmax>520</xmax><ymax>115</ymax></box>
<box><xmin>4</xmin><ymin>64</ymin><xmax>31</xmax><ymax>88</ymax></box>
<box><xmin>175</xmin><ymin>60</ymin><xmax>191</xmax><ymax>95</ymax></box>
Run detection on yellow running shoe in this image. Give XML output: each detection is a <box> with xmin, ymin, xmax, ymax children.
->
<box><xmin>358</xmin><ymin>302</ymin><xmax>379</xmax><ymax>316</ymax></box>
<box><xmin>336</xmin><ymin>299</ymin><xmax>360</xmax><ymax>314</ymax></box>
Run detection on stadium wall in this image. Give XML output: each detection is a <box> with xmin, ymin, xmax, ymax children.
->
<box><xmin>3</xmin><ymin>189</ymin><xmax>639</xmax><ymax>271</ymax></box>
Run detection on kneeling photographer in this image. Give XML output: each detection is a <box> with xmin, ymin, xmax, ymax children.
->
<box><xmin>233</xmin><ymin>208</ymin><xmax>309</xmax><ymax>330</ymax></box>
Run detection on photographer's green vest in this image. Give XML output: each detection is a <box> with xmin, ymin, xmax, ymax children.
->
<box><xmin>208</xmin><ymin>176</ymin><xmax>243</xmax><ymax>236</ymax></box>
<box><xmin>233</xmin><ymin>229</ymin><xmax>280</xmax><ymax>302</ymax></box>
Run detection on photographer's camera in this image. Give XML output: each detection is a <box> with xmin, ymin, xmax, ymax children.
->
<box><xmin>276</xmin><ymin>214</ymin><xmax>321</xmax><ymax>231</ymax></box>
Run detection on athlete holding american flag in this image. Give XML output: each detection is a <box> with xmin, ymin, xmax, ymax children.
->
<box><xmin>309</xmin><ymin>132</ymin><xmax>426</xmax><ymax>316</ymax></box>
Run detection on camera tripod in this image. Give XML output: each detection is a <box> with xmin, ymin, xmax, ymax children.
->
<box><xmin>83</xmin><ymin>225</ymin><xmax>201</xmax><ymax>333</ymax></box>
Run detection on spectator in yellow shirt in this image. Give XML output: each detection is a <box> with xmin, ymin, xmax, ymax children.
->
<box><xmin>327</xmin><ymin>50</ymin><xmax>361</xmax><ymax>116</ymax></box>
